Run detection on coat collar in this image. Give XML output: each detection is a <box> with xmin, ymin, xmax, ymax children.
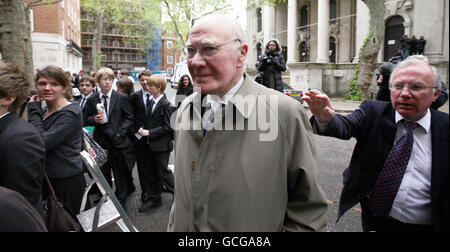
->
<box><xmin>179</xmin><ymin>73</ymin><xmax>257</xmax><ymax>119</ymax></box>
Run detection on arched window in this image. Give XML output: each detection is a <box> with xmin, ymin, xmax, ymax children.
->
<box><xmin>300</xmin><ymin>6</ymin><xmax>308</xmax><ymax>31</ymax></box>
<box><xmin>256</xmin><ymin>43</ymin><xmax>262</xmax><ymax>62</ymax></box>
<box><xmin>300</xmin><ymin>41</ymin><xmax>309</xmax><ymax>62</ymax></box>
<box><xmin>329</xmin><ymin>37</ymin><xmax>336</xmax><ymax>63</ymax></box>
<box><xmin>384</xmin><ymin>16</ymin><xmax>405</xmax><ymax>61</ymax></box>
<box><xmin>257</xmin><ymin>8</ymin><xmax>262</xmax><ymax>32</ymax></box>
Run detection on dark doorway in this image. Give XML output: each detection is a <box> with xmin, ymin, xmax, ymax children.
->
<box><xmin>384</xmin><ymin>16</ymin><xmax>405</xmax><ymax>61</ymax></box>
<box><xmin>256</xmin><ymin>43</ymin><xmax>262</xmax><ymax>62</ymax></box>
<box><xmin>329</xmin><ymin>37</ymin><xmax>336</xmax><ymax>63</ymax></box>
<box><xmin>300</xmin><ymin>41</ymin><xmax>309</xmax><ymax>62</ymax></box>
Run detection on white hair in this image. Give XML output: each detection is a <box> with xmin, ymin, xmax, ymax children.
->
<box><xmin>390</xmin><ymin>55</ymin><xmax>441</xmax><ymax>90</ymax></box>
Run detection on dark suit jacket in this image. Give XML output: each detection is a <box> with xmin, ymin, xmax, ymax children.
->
<box><xmin>129</xmin><ymin>90</ymin><xmax>148</xmax><ymax>147</ymax></box>
<box><xmin>0</xmin><ymin>112</ymin><xmax>45</xmax><ymax>215</ymax></box>
<box><xmin>144</xmin><ymin>95</ymin><xmax>173</xmax><ymax>152</ymax></box>
<box><xmin>311</xmin><ymin>100</ymin><xmax>449</xmax><ymax>232</ymax></box>
<box><xmin>84</xmin><ymin>90</ymin><xmax>134</xmax><ymax>170</ymax></box>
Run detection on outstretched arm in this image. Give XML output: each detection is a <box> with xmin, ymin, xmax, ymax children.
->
<box><xmin>301</xmin><ymin>90</ymin><xmax>336</xmax><ymax>123</ymax></box>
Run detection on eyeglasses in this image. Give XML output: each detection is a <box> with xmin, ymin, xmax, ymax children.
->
<box><xmin>389</xmin><ymin>82</ymin><xmax>434</xmax><ymax>93</ymax></box>
<box><xmin>184</xmin><ymin>39</ymin><xmax>241</xmax><ymax>59</ymax></box>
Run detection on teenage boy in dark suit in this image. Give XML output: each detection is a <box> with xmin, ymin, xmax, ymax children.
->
<box><xmin>137</xmin><ymin>74</ymin><xmax>174</xmax><ymax>212</ymax></box>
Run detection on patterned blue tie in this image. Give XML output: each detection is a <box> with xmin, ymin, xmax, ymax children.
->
<box><xmin>368</xmin><ymin>121</ymin><xmax>418</xmax><ymax>216</ymax></box>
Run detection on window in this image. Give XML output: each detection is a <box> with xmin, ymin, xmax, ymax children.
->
<box><xmin>330</xmin><ymin>0</ymin><xmax>337</xmax><ymax>24</ymax></box>
<box><xmin>167</xmin><ymin>56</ymin><xmax>173</xmax><ymax>64</ymax></box>
<box><xmin>61</xmin><ymin>20</ymin><xmax>65</xmax><ymax>38</ymax></box>
<box><xmin>300</xmin><ymin>6</ymin><xmax>309</xmax><ymax>31</ymax></box>
<box><xmin>113</xmin><ymin>41</ymin><xmax>120</xmax><ymax>47</ymax></box>
<box><xmin>126</xmin><ymin>54</ymin><xmax>132</xmax><ymax>61</ymax></box>
<box><xmin>257</xmin><ymin>8</ymin><xmax>262</xmax><ymax>32</ymax></box>
<box><xmin>167</xmin><ymin>68</ymin><xmax>173</xmax><ymax>76</ymax></box>
<box><xmin>136</xmin><ymin>54</ymin><xmax>142</xmax><ymax>61</ymax></box>
<box><xmin>87</xmin><ymin>39</ymin><xmax>93</xmax><ymax>45</ymax></box>
<box><xmin>113</xmin><ymin>53</ymin><xmax>120</xmax><ymax>61</ymax></box>
<box><xmin>167</xmin><ymin>41</ymin><xmax>173</xmax><ymax>49</ymax></box>
<box><xmin>87</xmin><ymin>14</ymin><xmax>93</xmax><ymax>20</ymax></box>
<box><xmin>101</xmin><ymin>40</ymin><xmax>106</xmax><ymax>47</ymax></box>
<box><xmin>112</xmin><ymin>28</ymin><xmax>119</xmax><ymax>34</ymax></box>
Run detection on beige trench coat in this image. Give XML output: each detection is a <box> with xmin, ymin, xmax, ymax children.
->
<box><xmin>168</xmin><ymin>75</ymin><xmax>328</xmax><ymax>232</ymax></box>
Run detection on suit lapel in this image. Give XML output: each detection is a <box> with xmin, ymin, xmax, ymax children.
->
<box><xmin>430</xmin><ymin>110</ymin><xmax>449</xmax><ymax>202</ymax></box>
<box><xmin>137</xmin><ymin>90</ymin><xmax>145</xmax><ymax>110</ymax></box>
<box><xmin>108</xmin><ymin>91</ymin><xmax>119</xmax><ymax>115</ymax></box>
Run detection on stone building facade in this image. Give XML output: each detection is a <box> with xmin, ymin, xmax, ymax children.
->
<box><xmin>246</xmin><ymin>0</ymin><xmax>449</xmax><ymax>96</ymax></box>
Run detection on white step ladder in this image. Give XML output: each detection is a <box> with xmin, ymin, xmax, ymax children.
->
<box><xmin>77</xmin><ymin>151</ymin><xmax>138</xmax><ymax>232</ymax></box>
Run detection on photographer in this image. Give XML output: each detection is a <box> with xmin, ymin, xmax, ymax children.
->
<box><xmin>257</xmin><ymin>39</ymin><xmax>286</xmax><ymax>92</ymax></box>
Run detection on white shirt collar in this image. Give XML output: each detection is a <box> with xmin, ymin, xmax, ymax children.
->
<box><xmin>395</xmin><ymin>109</ymin><xmax>431</xmax><ymax>133</ymax></box>
<box><xmin>82</xmin><ymin>92</ymin><xmax>93</xmax><ymax>99</ymax></box>
<box><xmin>0</xmin><ymin>111</ymin><xmax>10</xmax><ymax>119</ymax></box>
<box><xmin>152</xmin><ymin>94</ymin><xmax>164</xmax><ymax>107</ymax></box>
<box><xmin>206</xmin><ymin>76</ymin><xmax>245</xmax><ymax>112</ymax></box>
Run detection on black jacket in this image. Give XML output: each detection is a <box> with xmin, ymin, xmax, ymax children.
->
<box><xmin>28</xmin><ymin>102</ymin><xmax>84</xmax><ymax>178</ymax></box>
<box><xmin>0</xmin><ymin>112</ymin><xmax>46</xmax><ymax>215</ymax></box>
<box><xmin>311</xmin><ymin>100</ymin><xmax>449</xmax><ymax>231</ymax></box>
<box><xmin>257</xmin><ymin>39</ymin><xmax>286</xmax><ymax>91</ymax></box>
<box><xmin>144</xmin><ymin>95</ymin><xmax>173</xmax><ymax>152</ymax></box>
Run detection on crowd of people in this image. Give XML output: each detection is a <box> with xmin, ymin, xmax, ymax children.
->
<box><xmin>399</xmin><ymin>35</ymin><xmax>427</xmax><ymax>60</ymax></box>
<box><xmin>0</xmin><ymin>15</ymin><xmax>448</xmax><ymax>233</ymax></box>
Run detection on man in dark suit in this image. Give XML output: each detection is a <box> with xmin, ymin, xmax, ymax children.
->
<box><xmin>84</xmin><ymin>67</ymin><xmax>135</xmax><ymax>207</ymax></box>
<box><xmin>129</xmin><ymin>70</ymin><xmax>153</xmax><ymax>204</ymax></box>
<box><xmin>0</xmin><ymin>63</ymin><xmax>46</xmax><ymax>216</ymax></box>
<box><xmin>137</xmin><ymin>74</ymin><xmax>174</xmax><ymax>212</ymax></box>
<box><xmin>302</xmin><ymin>56</ymin><xmax>448</xmax><ymax>232</ymax></box>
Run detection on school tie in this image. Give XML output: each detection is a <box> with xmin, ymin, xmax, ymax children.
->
<box><xmin>202</xmin><ymin>104</ymin><xmax>215</xmax><ymax>136</ymax></box>
<box><xmin>80</xmin><ymin>97</ymin><xmax>86</xmax><ymax>108</ymax></box>
<box><xmin>102</xmin><ymin>95</ymin><xmax>108</xmax><ymax>115</ymax></box>
<box><xmin>148</xmin><ymin>98</ymin><xmax>155</xmax><ymax>114</ymax></box>
<box><xmin>368</xmin><ymin>121</ymin><xmax>418</xmax><ymax>216</ymax></box>
<box><xmin>145</xmin><ymin>94</ymin><xmax>150</xmax><ymax>113</ymax></box>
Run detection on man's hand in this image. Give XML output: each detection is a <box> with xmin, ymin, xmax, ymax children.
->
<box><xmin>138</xmin><ymin>127</ymin><xmax>149</xmax><ymax>137</ymax></box>
<box><xmin>94</xmin><ymin>113</ymin><xmax>104</xmax><ymax>124</ymax></box>
<box><xmin>301</xmin><ymin>90</ymin><xmax>336</xmax><ymax>123</ymax></box>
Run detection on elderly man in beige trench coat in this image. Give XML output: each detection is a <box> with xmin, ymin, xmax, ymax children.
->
<box><xmin>167</xmin><ymin>15</ymin><xmax>328</xmax><ymax>232</ymax></box>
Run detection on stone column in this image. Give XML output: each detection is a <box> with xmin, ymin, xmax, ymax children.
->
<box><xmin>316</xmin><ymin>0</ymin><xmax>330</xmax><ymax>63</ymax></box>
<box><xmin>287</xmin><ymin>0</ymin><xmax>298</xmax><ymax>63</ymax></box>
<box><xmin>263</xmin><ymin>6</ymin><xmax>276</xmax><ymax>45</ymax></box>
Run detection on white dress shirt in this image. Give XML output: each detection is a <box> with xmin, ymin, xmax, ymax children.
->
<box><xmin>99</xmin><ymin>89</ymin><xmax>113</xmax><ymax>116</ymax></box>
<box><xmin>203</xmin><ymin>76</ymin><xmax>244</xmax><ymax>130</ymax></box>
<box><xmin>142</xmin><ymin>91</ymin><xmax>153</xmax><ymax>108</ymax></box>
<box><xmin>150</xmin><ymin>94</ymin><xmax>164</xmax><ymax>113</ymax></box>
<box><xmin>80</xmin><ymin>92</ymin><xmax>93</xmax><ymax>108</ymax></box>
<box><xmin>389</xmin><ymin>110</ymin><xmax>432</xmax><ymax>225</ymax></box>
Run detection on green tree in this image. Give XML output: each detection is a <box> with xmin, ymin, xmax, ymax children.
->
<box><xmin>161</xmin><ymin>0</ymin><xmax>233</xmax><ymax>49</ymax></box>
<box><xmin>0</xmin><ymin>0</ymin><xmax>62</xmax><ymax>85</ymax></box>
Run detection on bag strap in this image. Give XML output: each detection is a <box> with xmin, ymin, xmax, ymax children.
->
<box><xmin>43</xmin><ymin>172</ymin><xmax>57</xmax><ymax>197</ymax></box>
